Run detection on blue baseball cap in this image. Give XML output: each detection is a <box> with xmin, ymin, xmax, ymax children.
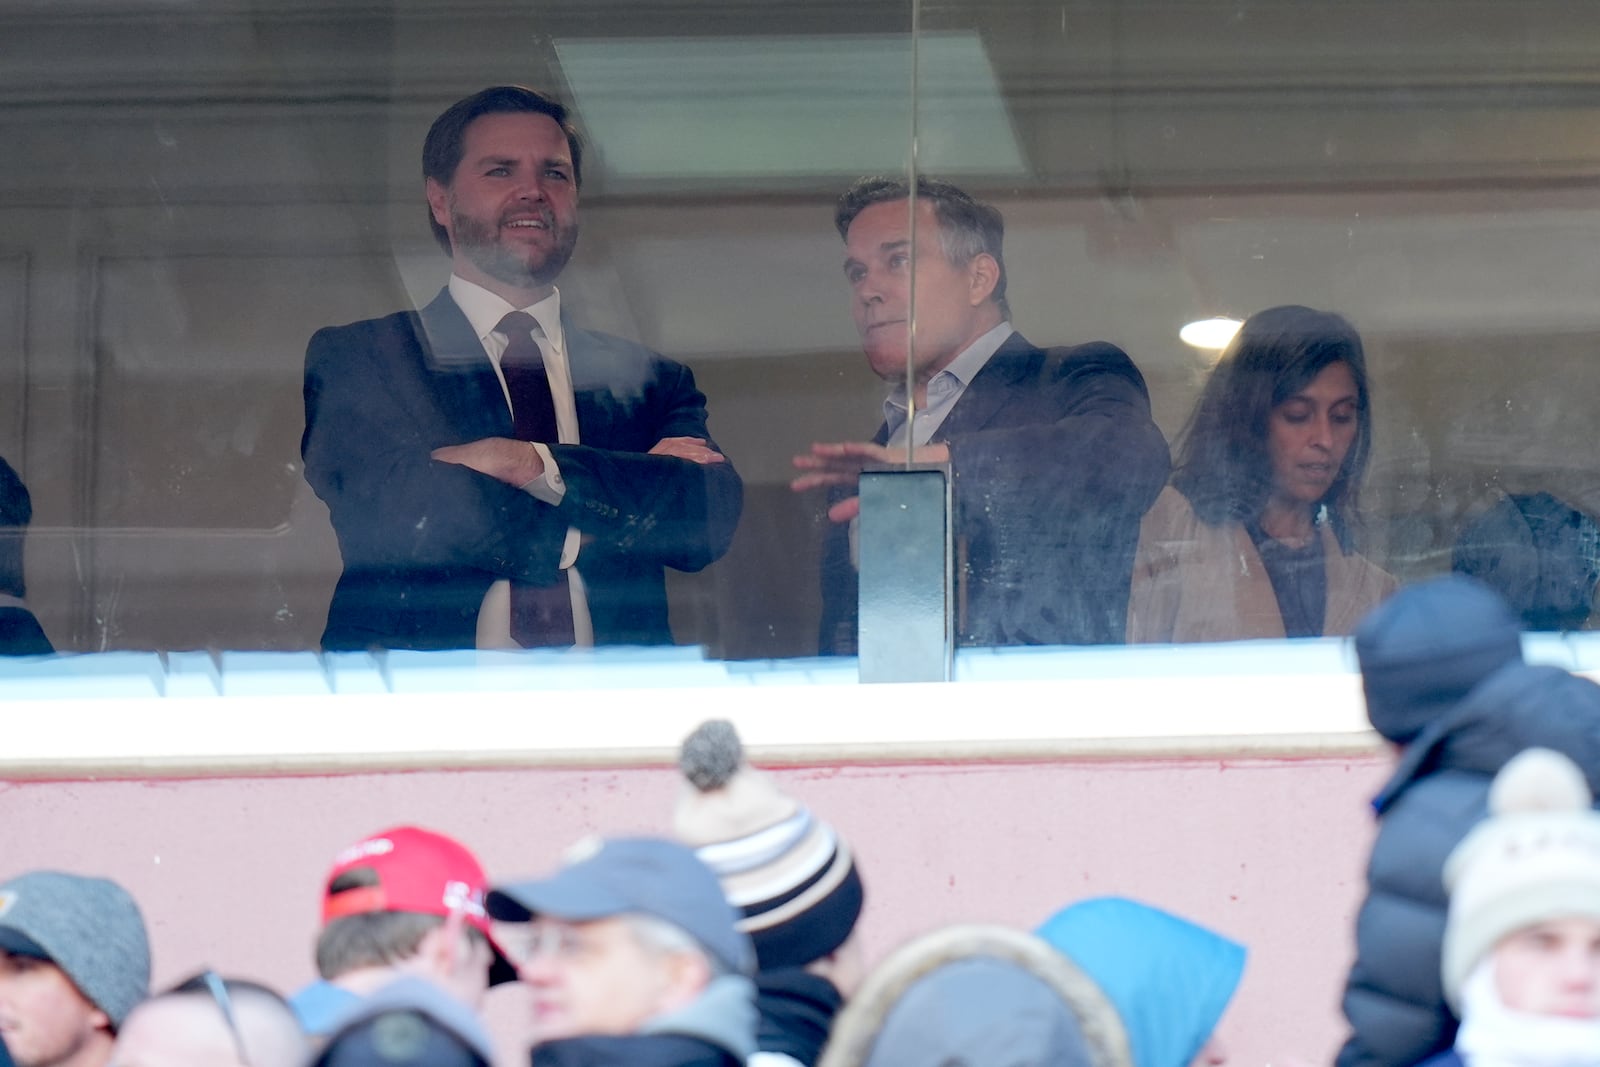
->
<box><xmin>487</xmin><ymin>837</ymin><xmax>754</xmax><ymax>975</ymax></box>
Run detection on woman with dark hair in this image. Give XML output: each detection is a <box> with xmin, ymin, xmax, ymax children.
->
<box><xmin>1128</xmin><ymin>304</ymin><xmax>1395</xmax><ymax>642</ymax></box>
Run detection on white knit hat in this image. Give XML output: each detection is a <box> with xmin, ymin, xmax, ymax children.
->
<box><xmin>1441</xmin><ymin>747</ymin><xmax>1600</xmax><ymax>1008</ymax></box>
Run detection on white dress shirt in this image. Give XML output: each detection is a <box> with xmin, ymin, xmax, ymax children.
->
<box><xmin>883</xmin><ymin>321</ymin><xmax>1014</xmax><ymax>448</ymax></box>
<box><xmin>446</xmin><ymin>275</ymin><xmax>594</xmax><ymax>648</ymax></box>
<box><xmin>850</xmin><ymin>322</ymin><xmax>1015</xmax><ymax>568</ymax></box>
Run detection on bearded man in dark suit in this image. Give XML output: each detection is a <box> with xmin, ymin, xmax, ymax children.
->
<box><xmin>303</xmin><ymin>86</ymin><xmax>741</xmax><ymax>651</ymax></box>
<box><xmin>791</xmin><ymin>177</ymin><xmax>1168</xmax><ymax>653</ymax></box>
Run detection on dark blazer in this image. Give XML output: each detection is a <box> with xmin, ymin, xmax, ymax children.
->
<box><xmin>302</xmin><ymin>289</ymin><xmax>742</xmax><ymax>651</ymax></box>
<box><xmin>818</xmin><ymin>332</ymin><xmax>1169</xmax><ymax>652</ymax></box>
<box><xmin>0</xmin><ymin>604</ymin><xmax>52</xmax><ymax>655</ymax></box>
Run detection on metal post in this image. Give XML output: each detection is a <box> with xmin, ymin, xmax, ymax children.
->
<box><xmin>857</xmin><ymin>467</ymin><xmax>952</xmax><ymax>683</ymax></box>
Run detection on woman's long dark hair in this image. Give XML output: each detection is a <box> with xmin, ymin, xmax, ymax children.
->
<box><xmin>1171</xmin><ymin>304</ymin><xmax>1372</xmax><ymax>550</ymax></box>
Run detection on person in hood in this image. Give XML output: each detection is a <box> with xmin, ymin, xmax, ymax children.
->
<box><xmin>313</xmin><ymin>976</ymin><xmax>496</xmax><ymax>1067</ymax></box>
<box><xmin>1336</xmin><ymin>577</ymin><xmax>1600</xmax><ymax>1067</ymax></box>
<box><xmin>817</xmin><ymin>924</ymin><xmax>1131</xmax><ymax>1067</ymax></box>
<box><xmin>1419</xmin><ymin>748</ymin><xmax>1600</xmax><ymax>1067</ymax></box>
<box><xmin>673</xmin><ymin>720</ymin><xmax>866</xmax><ymax>1067</ymax></box>
<box><xmin>1035</xmin><ymin>897</ymin><xmax>1244</xmax><ymax>1067</ymax></box>
<box><xmin>488</xmin><ymin>837</ymin><xmax>758</xmax><ymax>1067</ymax></box>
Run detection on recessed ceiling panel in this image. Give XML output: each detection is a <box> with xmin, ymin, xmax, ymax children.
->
<box><xmin>556</xmin><ymin>32</ymin><xmax>1026</xmax><ymax>183</ymax></box>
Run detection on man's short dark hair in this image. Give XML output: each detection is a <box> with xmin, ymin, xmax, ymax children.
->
<box><xmin>834</xmin><ymin>176</ymin><xmax>1010</xmax><ymax>320</ymax></box>
<box><xmin>0</xmin><ymin>457</ymin><xmax>32</xmax><ymax>599</ymax></box>
<box><xmin>313</xmin><ymin>867</ymin><xmax>485</xmax><ymax>979</ymax></box>
<box><xmin>421</xmin><ymin>85</ymin><xmax>584</xmax><ymax>256</ymax></box>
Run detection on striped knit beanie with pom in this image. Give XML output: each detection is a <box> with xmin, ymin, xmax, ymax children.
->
<box><xmin>674</xmin><ymin>719</ymin><xmax>864</xmax><ymax>971</ymax></box>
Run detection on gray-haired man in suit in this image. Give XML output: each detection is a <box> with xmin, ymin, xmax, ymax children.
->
<box><xmin>791</xmin><ymin>176</ymin><xmax>1169</xmax><ymax>653</ymax></box>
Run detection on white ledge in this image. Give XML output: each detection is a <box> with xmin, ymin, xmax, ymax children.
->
<box><xmin>0</xmin><ymin>635</ymin><xmax>1587</xmax><ymax>778</ymax></box>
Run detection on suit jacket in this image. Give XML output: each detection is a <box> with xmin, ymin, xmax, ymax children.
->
<box><xmin>302</xmin><ymin>289</ymin><xmax>742</xmax><ymax>651</ymax></box>
<box><xmin>818</xmin><ymin>332</ymin><xmax>1170</xmax><ymax>652</ymax></box>
<box><xmin>1126</xmin><ymin>486</ymin><xmax>1397</xmax><ymax>642</ymax></box>
<box><xmin>0</xmin><ymin>603</ymin><xmax>52</xmax><ymax>656</ymax></box>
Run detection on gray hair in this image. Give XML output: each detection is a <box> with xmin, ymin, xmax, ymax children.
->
<box><xmin>622</xmin><ymin>914</ymin><xmax>726</xmax><ymax>978</ymax></box>
<box><xmin>834</xmin><ymin>175</ymin><xmax>1010</xmax><ymax>320</ymax></box>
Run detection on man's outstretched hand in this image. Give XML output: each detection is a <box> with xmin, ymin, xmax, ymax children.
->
<box><xmin>790</xmin><ymin>441</ymin><xmax>950</xmax><ymax>524</ymax></box>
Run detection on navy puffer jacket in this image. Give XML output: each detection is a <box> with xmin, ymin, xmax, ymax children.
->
<box><xmin>1337</xmin><ymin>662</ymin><xmax>1600</xmax><ymax>1067</ymax></box>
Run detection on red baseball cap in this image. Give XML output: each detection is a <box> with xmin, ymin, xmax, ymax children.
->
<box><xmin>321</xmin><ymin>826</ymin><xmax>515</xmax><ymax>985</ymax></box>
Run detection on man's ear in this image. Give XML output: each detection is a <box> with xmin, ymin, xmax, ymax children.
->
<box><xmin>657</xmin><ymin>950</ymin><xmax>714</xmax><ymax>1013</ymax></box>
<box><xmin>425</xmin><ymin>178</ymin><xmax>452</xmax><ymax>230</ymax></box>
<box><xmin>967</xmin><ymin>252</ymin><xmax>1000</xmax><ymax>307</ymax></box>
<box><xmin>414</xmin><ymin>911</ymin><xmax>467</xmax><ymax>977</ymax></box>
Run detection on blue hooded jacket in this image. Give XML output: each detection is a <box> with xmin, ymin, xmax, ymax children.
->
<box><xmin>1036</xmin><ymin>898</ymin><xmax>1246</xmax><ymax>1067</ymax></box>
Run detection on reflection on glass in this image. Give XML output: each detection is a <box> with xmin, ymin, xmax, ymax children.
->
<box><xmin>1128</xmin><ymin>306</ymin><xmax>1396</xmax><ymax>642</ymax></box>
<box><xmin>10</xmin><ymin>2</ymin><xmax>1600</xmax><ymax>666</ymax></box>
<box><xmin>553</xmin><ymin>33</ymin><xmax>1022</xmax><ymax>185</ymax></box>
<box><xmin>1452</xmin><ymin>492</ymin><xmax>1600</xmax><ymax>633</ymax></box>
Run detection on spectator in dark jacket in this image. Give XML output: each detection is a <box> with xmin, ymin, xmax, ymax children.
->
<box><xmin>673</xmin><ymin>720</ymin><xmax>865</xmax><ymax>1067</ymax></box>
<box><xmin>1337</xmin><ymin>576</ymin><xmax>1600</xmax><ymax>1067</ymax></box>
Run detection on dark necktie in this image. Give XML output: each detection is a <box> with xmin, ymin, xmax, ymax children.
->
<box><xmin>497</xmin><ymin>311</ymin><xmax>575</xmax><ymax>647</ymax></box>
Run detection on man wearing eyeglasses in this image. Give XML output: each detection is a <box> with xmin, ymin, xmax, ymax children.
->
<box><xmin>0</xmin><ymin>872</ymin><xmax>150</xmax><ymax>1067</ymax></box>
<box><xmin>111</xmin><ymin>975</ymin><xmax>306</xmax><ymax>1067</ymax></box>
<box><xmin>488</xmin><ymin>837</ymin><xmax>757</xmax><ymax>1067</ymax></box>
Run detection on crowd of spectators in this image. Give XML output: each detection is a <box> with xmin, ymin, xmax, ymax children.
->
<box><xmin>4</xmin><ymin>577</ymin><xmax>1600</xmax><ymax>1067</ymax></box>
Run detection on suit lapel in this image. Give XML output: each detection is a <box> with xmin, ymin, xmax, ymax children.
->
<box><xmin>1227</xmin><ymin>523</ymin><xmax>1290</xmax><ymax>639</ymax></box>
<box><xmin>1320</xmin><ymin>523</ymin><xmax>1369</xmax><ymax>635</ymax></box>
<box><xmin>418</xmin><ymin>289</ymin><xmax>514</xmax><ymax>439</ymax></box>
<box><xmin>931</xmin><ymin>331</ymin><xmax>1041</xmax><ymax>444</ymax></box>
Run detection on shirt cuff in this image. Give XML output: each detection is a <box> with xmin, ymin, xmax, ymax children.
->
<box><xmin>518</xmin><ymin>445</ymin><xmax>581</xmax><ymax>570</ymax></box>
<box><xmin>519</xmin><ymin>443</ymin><xmax>566</xmax><ymax>504</ymax></box>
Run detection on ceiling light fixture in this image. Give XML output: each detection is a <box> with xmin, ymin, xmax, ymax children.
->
<box><xmin>1179</xmin><ymin>317</ymin><xmax>1243</xmax><ymax>350</ymax></box>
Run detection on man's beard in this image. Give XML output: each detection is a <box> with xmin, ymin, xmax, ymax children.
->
<box><xmin>450</xmin><ymin>203</ymin><xmax>579</xmax><ymax>290</ymax></box>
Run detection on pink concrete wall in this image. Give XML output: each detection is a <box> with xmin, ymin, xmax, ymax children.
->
<box><xmin>0</xmin><ymin>752</ymin><xmax>1395</xmax><ymax>1066</ymax></box>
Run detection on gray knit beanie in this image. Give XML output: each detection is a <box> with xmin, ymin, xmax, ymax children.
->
<box><xmin>0</xmin><ymin>871</ymin><xmax>151</xmax><ymax>1028</ymax></box>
